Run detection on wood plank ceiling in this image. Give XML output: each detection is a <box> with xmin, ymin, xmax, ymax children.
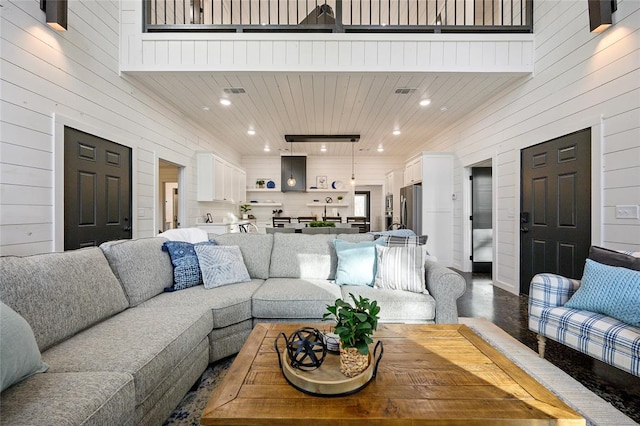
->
<box><xmin>130</xmin><ymin>71</ymin><xmax>522</xmax><ymax>158</ymax></box>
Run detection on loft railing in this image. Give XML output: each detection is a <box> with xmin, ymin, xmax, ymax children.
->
<box><xmin>145</xmin><ymin>0</ymin><xmax>533</xmax><ymax>33</ymax></box>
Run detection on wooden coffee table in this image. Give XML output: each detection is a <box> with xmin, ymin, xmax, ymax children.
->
<box><xmin>201</xmin><ymin>323</ymin><xmax>585</xmax><ymax>425</ymax></box>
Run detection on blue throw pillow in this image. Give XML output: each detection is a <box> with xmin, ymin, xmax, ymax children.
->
<box><xmin>1</xmin><ymin>302</ymin><xmax>49</xmax><ymax>392</ymax></box>
<box><xmin>565</xmin><ymin>259</ymin><xmax>640</xmax><ymax>327</ymax></box>
<box><xmin>162</xmin><ymin>240</ymin><xmax>216</xmax><ymax>291</ymax></box>
<box><xmin>333</xmin><ymin>237</ymin><xmax>386</xmax><ymax>286</ymax></box>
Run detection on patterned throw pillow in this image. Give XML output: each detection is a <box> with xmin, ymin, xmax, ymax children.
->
<box><xmin>565</xmin><ymin>259</ymin><xmax>640</xmax><ymax>327</ymax></box>
<box><xmin>162</xmin><ymin>240</ymin><xmax>216</xmax><ymax>291</ymax></box>
<box><xmin>194</xmin><ymin>245</ymin><xmax>251</xmax><ymax>289</ymax></box>
<box><xmin>333</xmin><ymin>237</ymin><xmax>386</xmax><ymax>286</ymax></box>
<box><xmin>385</xmin><ymin>235</ymin><xmax>428</xmax><ymax>247</ymax></box>
<box><xmin>373</xmin><ymin>245</ymin><xmax>426</xmax><ymax>293</ymax></box>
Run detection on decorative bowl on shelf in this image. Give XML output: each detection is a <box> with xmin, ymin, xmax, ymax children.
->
<box><xmin>332</xmin><ymin>181</ymin><xmax>344</xmax><ymax>189</ymax></box>
<box><xmin>267</xmin><ymin>180</ymin><xmax>276</xmax><ymax>189</ymax></box>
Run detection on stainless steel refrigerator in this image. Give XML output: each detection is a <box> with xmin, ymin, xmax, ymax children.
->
<box><xmin>400</xmin><ymin>184</ymin><xmax>422</xmax><ymax>234</ymax></box>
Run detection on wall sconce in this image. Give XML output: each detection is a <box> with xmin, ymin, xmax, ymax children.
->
<box><xmin>40</xmin><ymin>0</ymin><xmax>68</xmax><ymax>31</ymax></box>
<box><xmin>588</xmin><ymin>0</ymin><xmax>617</xmax><ymax>33</ymax></box>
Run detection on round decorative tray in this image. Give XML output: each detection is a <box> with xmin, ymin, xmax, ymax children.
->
<box><xmin>275</xmin><ymin>338</ymin><xmax>383</xmax><ymax>397</ymax></box>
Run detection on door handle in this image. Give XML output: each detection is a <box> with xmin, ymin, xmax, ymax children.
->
<box><xmin>123</xmin><ymin>217</ymin><xmax>131</xmax><ymax>232</ymax></box>
<box><xmin>520</xmin><ymin>226</ymin><xmax>529</xmax><ymax>233</ymax></box>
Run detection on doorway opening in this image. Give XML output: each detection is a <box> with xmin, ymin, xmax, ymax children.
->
<box><xmin>158</xmin><ymin>160</ymin><xmax>183</xmax><ymax>233</ymax></box>
<box><xmin>354</xmin><ymin>185</ymin><xmax>382</xmax><ymax>232</ymax></box>
<box><xmin>353</xmin><ymin>190</ymin><xmax>371</xmax><ymax>232</ymax></box>
<box><xmin>471</xmin><ymin>163</ymin><xmax>493</xmax><ymax>274</ymax></box>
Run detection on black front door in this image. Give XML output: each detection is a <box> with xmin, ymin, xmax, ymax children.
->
<box><xmin>64</xmin><ymin>127</ymin><xmax>132</xmax><ymax>250</ymax></box>
<box><xmin>519</xmin><ymin>128</ymin><xmax>591</xmax><ymax>294</ymax></box>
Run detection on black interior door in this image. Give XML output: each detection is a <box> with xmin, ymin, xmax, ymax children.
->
<box><xmin>520</xmin><ymin>128</ymin><xmax>591</xmax><ymax>294</ymax></box>
<box><xmin>64</xmin><ymin>127</ymin><xmax>132</xmax><ymax>250</ymax></box>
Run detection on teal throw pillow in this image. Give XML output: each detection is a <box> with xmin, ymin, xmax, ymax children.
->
<box><xmin>1</xmin><ymin>302</ymin><xmax>49</xmax><ymax>392</ymax></box>
<box><xmin>334</xmin><ymin>237</ymin><xmax>386</xmax><ymax>286</ymax></box>
<box><xmin>565</xmin><ymin>259</ymin><xmax>640</xmax><ymax>327</ymax></box>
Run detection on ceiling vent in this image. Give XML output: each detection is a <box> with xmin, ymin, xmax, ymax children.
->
<box><xmin>285</xmin><ymin>134</ymin><xmax>360</xmax><ymax>143</ymax></box>
<box><xmin>223</xmin><ymin>88</ymin><xmax>246</xmax><ymax>94</ymax></box>
<box><xmin>394</xmin><ymin>88</ymin><xmax>416</xmax><ymax>94</ymax></box>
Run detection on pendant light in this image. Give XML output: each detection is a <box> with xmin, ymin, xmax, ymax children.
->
<box><xmin>350</xmin><ymin>142</ymin><xmax>356</xmax><ymax>186</ymax></box>
<box><xmin>286</xmin><ymin>142</ymin><xmax>297</xmax><ymax>187</ymax></box>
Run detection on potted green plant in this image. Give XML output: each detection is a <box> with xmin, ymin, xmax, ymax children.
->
<box><xmin>256</xmin><ymin>179</ymin><xmax>265</xmax><ymax>189</ymax></box>
<box><xmin>308</xmin><ymin>220</ymin><xmax>336</xmax><ymax>227</ymax></box>
<box><xmin>239</xmin><ymin>204</ymin><xmax>251</xmax><ymax>219</ymax></box>
<box><xmin>323</xmin><ymin>294</ymin><xmax>380</xmax><ymax>377</ymax></box>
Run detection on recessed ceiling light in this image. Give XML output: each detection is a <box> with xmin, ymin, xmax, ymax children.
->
<box><xmin>420</xmin><ymin>99</ymin><xmax>431</xmax><ymax>107</ymax></box>
<box><xmin>220</xmin><ymin>99</ymin><xmax>231</xmax><ymax>106</ymax></box>
<box><xmin>440</xmin><ymin>106</ymin><xmax>448</xmax><ymax>112</ymax></box>
<box><xmin>247</xmin><ymin>129</ymin><xmax>256</xmax><ymax>135</ymax></box>
<box><xmin>377</xmin><ymin>145</ymin><xmax>384</xmax><ymax>152</ymax></box>
<box><xmin>393</xmin><ymin>130</ymin><xmax>401</xmax><ymax>136</ymax></box>
<box><xmin>201</xmin><ymin>106</ymin><xmax>210</xmax><ymax>111</ymax></box>
<box><xmin>320</xmin><ymin>145</ymin><xmax>327</xmax><ymax>152</ymax></box>
<box><xmin>264</xmin><ymin>145</ymin><xmax>270</xmax><ymax>152</ymax></box>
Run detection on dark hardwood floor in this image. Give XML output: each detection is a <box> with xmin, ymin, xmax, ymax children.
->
<box><xmin>456</xmin><ymin>272</ymin><xmax>640</xmax><ymax>423</ymax></box>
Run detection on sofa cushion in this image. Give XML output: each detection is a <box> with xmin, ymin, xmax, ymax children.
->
<box><xmin>0</xmin><ymin>371</ymin><xmax>134</xmax><ymax>426</ymax></box>
<box><xmin>195</xmin><ymin>245</ymin><xmax>251</xmax><ymax>289</ymax></box>
<box><xmin>270</xmin><ymin>233</ymin><xmax>373</xmax><ymax>279</ymax></box>
<box><xmin>252</xmin><ymin>278</ymin><xmax>342</xmax><ymax>319</ymax></box>
<box><xmin>529</xmin><ymin>305</ymin><xmax>640</xmax><ymax>377</ymax></box>
<box><xmin>41</xmin><ymin>306</ymin><xmax>212</xmax><ymax>406</ymax></box>
<box><xmin>340</xmin><ymin>285</ymin><xmax>436</xmax><ymax>322</ymax></box>
<box><xmin>100</xmin><ymin>237</ymin><xmax>174</xmax><ymax>306</ymax></box>
<box><xmin>138</xmin><ymin>280</ymin><xmax>262</xmax><ymax>329</ymax></box>
<box><xmin>212</xmin><ymin>233</ymin><xmax>273</xmax><ymax>279</ymax></box>
<box><xmin>565</xmin><ymin>259</ymin><xmax>640</xmax><ymax>326</ymax></box>
<box><xmin>334</xmin><ymin>237</ymin><xmax>386</xmax><ymax>286</ymax></box>
<box><xmin>0</xmin><ymin>247</ymin><xmax>129</xmax><ymax>351</ymax></box>
<box><xmin>0</xmin><ymin>302</ymin><xmax>48</xmax><ymax>392</ymax></box>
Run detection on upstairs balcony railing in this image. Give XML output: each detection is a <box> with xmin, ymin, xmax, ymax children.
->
<box><xmin>145</xmin><ymin>0</ymin><xmax>533</xmax><ymax>33</ymax></box>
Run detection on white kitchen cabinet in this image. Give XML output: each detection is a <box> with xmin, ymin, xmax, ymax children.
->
<box><xmin>197</xmin><ymin>152</ymin><xmax>245</xmax><ymax>203</ymax></box>
<box><xmin>420</xmin><ymin>153</ymin><xmax>454</xmax><ymax>267</ymax></box>
<box><xmin>384</xmin><ymin>171</ymin><xmax>394</xmax><ymax>195</ymax></box>
<box><xmin>234</xmin><ymin>169</ymin><xmax>246</xmax><ymax>204</ymax></box>
<box><xmin>404</xmin><ymin>156</ymin><xmax>423</xmax><ymax>185</ymax></box>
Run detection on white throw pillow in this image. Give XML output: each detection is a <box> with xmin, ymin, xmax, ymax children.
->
<box><xmin>373</xmin><ymin>245</ymin><xmax>427</xmax><ymax>293</ymax></box>
<box><xmin>195</xmin><ymin>245</ymin><xmax>251</xmax><ymax>289</ymax></box>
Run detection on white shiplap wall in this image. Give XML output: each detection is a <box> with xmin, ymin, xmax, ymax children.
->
<box><xmin>0</xmin><ymin>0</ymin><xmax>240</xmax><ymax>255</ymax></box>
<box><xmin>412</xmin><ymin>0</ymin><xmax>640</xmax><ymax>293</ymax></box>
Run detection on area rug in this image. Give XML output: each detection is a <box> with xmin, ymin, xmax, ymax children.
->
<box><xmin>163</xmin><ymin>318</ymin><xmax>637</xmax><ymax>425</ymax></box>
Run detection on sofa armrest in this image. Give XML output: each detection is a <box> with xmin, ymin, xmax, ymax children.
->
<box><xmin>528</xmin><ymin>273</ymin><xmax>581</xmax><ymax>317</ymax></box>
<box><xmin>424</xmin><ymin>260</ymin><xmax>466</xmax><ymax>324</ymax></box>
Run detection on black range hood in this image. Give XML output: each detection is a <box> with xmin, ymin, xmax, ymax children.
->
<box><xmin>281</xmin><ymin>156</ymin><xmax>306</xmax><ymax>192</ymax></box>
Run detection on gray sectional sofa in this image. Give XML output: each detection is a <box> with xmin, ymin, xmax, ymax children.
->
<box><xmin>0</xmin><ymin>232</ymin><xmax>466</xmax><ymax>425</ymax></box>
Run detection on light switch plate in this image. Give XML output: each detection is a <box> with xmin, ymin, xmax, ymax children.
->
<box><xmin>138</xmin><ymin>208</ymin><xmax>146</xmax><ymax>218</ymax></box>
<box><xmin>615</xmin><ymin>205</ymin><xmax>639</xmax><ymax>219</ymax></box>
